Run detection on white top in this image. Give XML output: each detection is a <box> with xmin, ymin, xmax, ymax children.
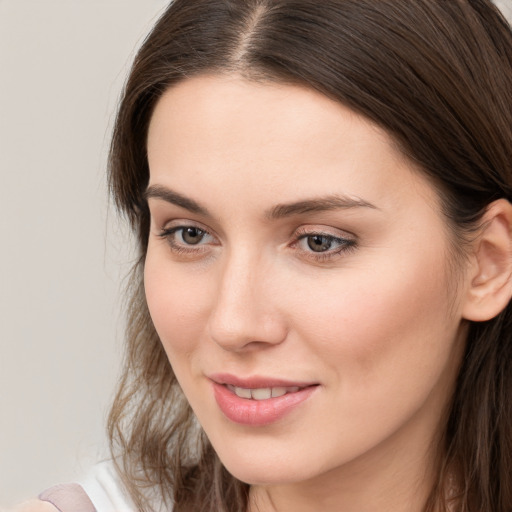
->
<box><xmin>78</xmin><ymin>461</ymin><xmax>136</xmax><ymax>512</ymax></box>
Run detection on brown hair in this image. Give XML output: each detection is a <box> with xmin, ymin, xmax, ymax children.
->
<box><xmin>107</xmin><ymin>1</ymin><xmax>512</xmax><ymax>511</ymax></box>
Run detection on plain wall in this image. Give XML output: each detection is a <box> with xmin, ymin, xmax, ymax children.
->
<box><xmin>0</xmin><ymin>0</ymin><xmax>511</xmax><ymax>507</ymax></box>
<box><xmin>497</xmin><ymin>0</ymin><xmax>512</xmax><ymax>18</ymax></box>
<box><xmin>0</xmin><ymin>0</ymin><xmax>168</xmax><ymax>505</ymax></box>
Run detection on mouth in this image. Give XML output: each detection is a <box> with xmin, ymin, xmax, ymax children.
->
<box><xmin>209</xmin><ymin>374</ymin><xmax>319</xmax><ymax>426</ymax></box>
<box><xmin>225</xmin><ymin>384</ymin><xmax>303</xmax><ymax>400</ymax></box>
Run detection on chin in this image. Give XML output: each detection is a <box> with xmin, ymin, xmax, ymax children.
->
<box><xmin>209</xmin><ymin>441</ymin><xmax>328</xmax><ymax>486</ymax></box>
<box><xmin>223</xmin><ymin>463</ymin><xmax>308</xmax><ymax>486</ymax></box>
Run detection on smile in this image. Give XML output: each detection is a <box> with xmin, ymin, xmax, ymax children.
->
<box><xmin>226</xmin><ymin>385</ymin><xmax>302</xmax><ymax>400</ymax></box>
<box><xmin>210</xmin><ymin>375</ymin><xmax>319</xmax><ymax>426</ymax></box>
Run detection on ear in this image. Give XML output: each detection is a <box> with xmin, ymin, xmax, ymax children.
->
<box><xmin>463</xmin><ymin>199</ymin><xmax>512</xmax><ymax>322</ymax></box>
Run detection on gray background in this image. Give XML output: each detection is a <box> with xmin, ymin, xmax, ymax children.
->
<box><xmin>0</xmin><ymin>0</ymin><xmax>169</xmax><ymax>505</ymax></box>
<box><xmin>0</xmin><ymin>0</ymin><xmax>511</xmax><ymax>507</ymax></box>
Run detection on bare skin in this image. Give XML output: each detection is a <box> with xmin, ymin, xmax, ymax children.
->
<box><xmin>8</xmin><ymin>501</ymin><xmax>57</xmax><ymax>512</ymax></box>
<box><xmin>143</xmin><ymin>74</ymin><xmax>512</xmax><ymax>512</ymax></box>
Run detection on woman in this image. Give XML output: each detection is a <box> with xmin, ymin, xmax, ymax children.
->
<box><xmin>25</xmin><ymin>0</ymin><xmax>512</xmax><ymax>511</ymax></box>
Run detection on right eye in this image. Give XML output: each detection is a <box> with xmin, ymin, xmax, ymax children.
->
<box><xmin>174</xmin><ymin>226</ymin><xmax>208</xmax><ymax>245</ymax></box>
<box><xmin>159</xmin><ymin>224</ymin><xmax>216</xmax><ymax>255</ymax></box>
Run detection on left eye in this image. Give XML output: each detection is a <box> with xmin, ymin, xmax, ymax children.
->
<box><xmin>305</xmin><ymin>234</ymin><xmax>336</xmax><ymax>252</ymax></box>
<box><xmin>295</xmin><ymin>232</ymin><xmax>355</xmax><ymax>256</ymax></box>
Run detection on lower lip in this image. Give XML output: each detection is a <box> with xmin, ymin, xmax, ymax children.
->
<box><xmin>212</xmin><ymin>382</ymin><xmax>318</xmax><ymax>426</ymax></box>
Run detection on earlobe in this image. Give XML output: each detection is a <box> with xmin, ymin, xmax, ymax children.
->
<box><xmin>462</xmin><ymin>199</ymin><xmax>512</xmax><ymax>322</ymax></box>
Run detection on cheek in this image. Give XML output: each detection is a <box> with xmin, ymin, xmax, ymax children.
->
<box><xmin>290</xmin><ymin>245</ymin><xmax>460</xmax><ymax>388</ymax></box>
<box><xmin>144</xmin><ymin>250</ymin><xmax>211</xmax><ymax>358</ymax></box>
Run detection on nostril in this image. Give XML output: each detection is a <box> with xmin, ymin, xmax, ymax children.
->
<box><xmin>207</xmin><ymin>263</ymin><xmax>288</xmax><ymax>350</ymax></box>
<box><xmin>208</xmin><ymin>312</ymin><xmax>288</xmax><ymax>352</ymax></box>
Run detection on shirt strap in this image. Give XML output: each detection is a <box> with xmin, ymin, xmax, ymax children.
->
<box><xmin>39</xmin><ymin>483</ymin><xmax>97</xmax><ymax>512</ymax></box>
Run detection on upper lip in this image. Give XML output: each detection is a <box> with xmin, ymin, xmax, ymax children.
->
<box><xmin>208</xmin><ymin>373</ymin><xmax>318</xmax><ymax>389</ymax></box>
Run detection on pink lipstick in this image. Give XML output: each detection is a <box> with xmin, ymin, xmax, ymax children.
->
<box><xmin>210</xmin><ymin>374</ymin><xmax>318</xmax><ymax>426</ymax></box>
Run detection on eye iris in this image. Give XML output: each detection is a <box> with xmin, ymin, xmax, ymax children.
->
<box><xmin>182</xmin><ymin>227</ymin><xmax>204</xmax><ymax>245</ymax></box>
<box><xmin>307</xmin><ymin>235</ymin><xmax>332</xmax><ymax>252</ymax></box>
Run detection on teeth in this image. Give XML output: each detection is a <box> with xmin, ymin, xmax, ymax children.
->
<box><xmin>251</xmin><ymin>388</ymin><xmax>272</xmax><ymax>400</ymax></box>
<box><xmin>234</xmin><ymin>386</ymin><xmax>252</xmax><ymax>399</ymax></box>
<box><xmin>271</xmin><ymin>387</ymin><xmax>287</xmax><ymax>398</ymax></box>
<box><xmin>227</xmin><ymin>385</ymin><xmax>302</xmax><ymax>400</ymax></box>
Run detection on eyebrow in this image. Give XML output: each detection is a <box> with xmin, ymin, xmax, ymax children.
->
<box><xmin>266</xmin><ymin>195</ymin><xmax>378</xmax><ymax>219</ymax></box>
<box><xmin>145</xmin><ymin>184</ymin><xmax>377</xmax><ymax>219</ymax></box>
<box><xmin>145</xmin><ymin>185</ymin><xmax>210</xmax><ymax>216</ymax></box>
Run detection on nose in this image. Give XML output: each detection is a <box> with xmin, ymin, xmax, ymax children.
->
<box><xmin>207</xmin><ymin>251</ymin><xmax>288</xmax><ymax>352</ymax></box>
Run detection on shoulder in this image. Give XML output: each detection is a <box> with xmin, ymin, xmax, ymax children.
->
<box><xmin>9</xmin><ymin>461</ymin><xmax>133</xmax><ymax>512</ymax></box>
<box><xmin>9</xmin><ymin>461</ymin><xmax>161</xmax><ymax>512</ymax></box>
<box><xmin>7</xmin><ymin>500</ymin><xmax>58</xmax><ymax>512</ymax></box>
<box><xmin>37</xmin><ymin>483</ymin><xmax>96</xmax><ymax>512</ymax></box>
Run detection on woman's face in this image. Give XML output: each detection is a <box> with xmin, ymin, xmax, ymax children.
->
<box><xmin>144</xmin><ymin>75</ymin><xmax>470</xmax><ymax>489</ymax></box>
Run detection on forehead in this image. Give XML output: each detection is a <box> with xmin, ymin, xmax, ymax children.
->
<box><xmin>146</xmin><ymin>74</ymin><xmax>438</xmax><ymax>214</ymax></box>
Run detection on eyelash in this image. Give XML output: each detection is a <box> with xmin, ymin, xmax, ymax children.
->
<box><xmin>292</xmin><ymin>227</ymin><xmax>357</xmax><ymax>262</ymax></box>
<box><xmin>158</xmin><ymin>224</ymin><xmax>357</xmax><ymax>262</ymax></box>
<box><xmin>158</xmin><ymin>225</ymin><xmax>214</xmax><ymax>256</ymax></box>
